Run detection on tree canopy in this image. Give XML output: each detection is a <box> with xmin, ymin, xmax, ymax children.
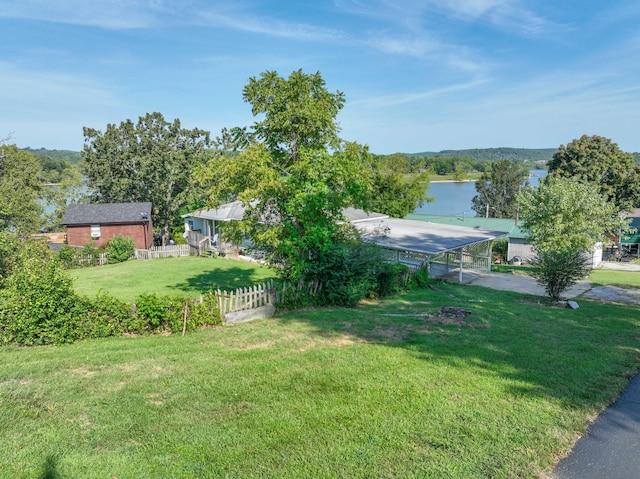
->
<box><xmin>200</xmin><ymin>70</ymin><xmax>425</xmax><ymax>283</ymax></box>
<box><xmin>471</xmin><ymin>159</ymin><xmax>529</xmax><ymax>218</ymax></box>
<box><xmin>82</xmin><ymin>112</ymin><xmax>211</xmax><ymax>243</ymax></box>
<box><xmin>548</xmin><ymin>135</ymin><xmax>640</xmax><ymax>211</ymax></box>
<box><xmin>517</xmin><ymin>176</ymin><xmax>628</xmax><ymax>253</ymax></box>
<box><xmin>367</xmin><ymin>154</ymin><xmax>431</xmax><ymax>218</ymax></box>
<box><xmin>0</xmin><ymin>144</ymin><xmax>43</xmax><ymax>233</ymax></box>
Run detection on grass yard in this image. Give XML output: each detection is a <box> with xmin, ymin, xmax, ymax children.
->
<box><xmin>71</xmin><ymin>256</ymin><xmax>277</xmax><ymax>301</ymax></box>
<box><xmin>2</xmin><ymin>282</ymin><xmax>639</xmax><ymax>478</ymax></box>
<box><xmin>588</xmin><ymin>268</ymin><xmax>640</xmax><ymax>289</ymax></box>
<box><xmin>492</xmin><ymin>263</ymin><xmax>640</xmax><ymax>289</ymax></box>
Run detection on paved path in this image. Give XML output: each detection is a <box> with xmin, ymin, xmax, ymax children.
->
<box><xmin>436</xmin><ymin>263</ymin><xmax>640</xmax><ymax>477</ymax></box>
<box><xmin>552</xmin><ymin>372</ymin><xmax>640</xmax><ymax>478</ymax></box>
<box><xmin>436</xmin><ymin>265</ymin><xmax>640</xmax><ymax>305</ymax></box>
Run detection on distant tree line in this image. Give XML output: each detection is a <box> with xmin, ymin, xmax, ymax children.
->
<box><xmin>406</xmin><ymin>147</ymin><xmax>558</xmax><ymax>162</ymax></box>
<box><xmin>373</xmin><ymin>154</ymin><xmax>542</xmax><ymax>176</ymax></box>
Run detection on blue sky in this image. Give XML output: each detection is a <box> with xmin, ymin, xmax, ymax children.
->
<box><xmin>1</xmin><ymin>0</ymin><xmax>639</xmax><ymax>154</ymax></box>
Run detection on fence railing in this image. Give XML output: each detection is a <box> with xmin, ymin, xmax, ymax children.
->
<box><xmin>135</xmin><ymin>245</ymin><xmax>191</xmax><ymax>260</ymax></box>
<box><xmin>74</xmin><ymin>252</ymin><xmax>108</xmax><ymax>266</ymax></box>
<box><xmin>216</xmin><ymin>280</ymin><xmax>277</xmax><ymax>316</ymax></box>
<box><xmin>215</xmin><ymin>279</ymin><xmax>323</xmax><ymax>317</ymax></box>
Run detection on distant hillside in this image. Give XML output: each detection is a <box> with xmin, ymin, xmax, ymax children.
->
<box><xmin>404</xmin><ymin>147</ymin><xmax>557</xmax><ymax>162</ymax></box>
<box><xmin>22</xmin><ymin>147</ymin><xmax>82</xmax><ymax>163</ymax></box>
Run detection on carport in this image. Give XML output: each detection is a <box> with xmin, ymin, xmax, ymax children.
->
<box><xmin>355</xmin><ymin>217</ymin><xmax>510</xmax><ymax>283</ymax></box>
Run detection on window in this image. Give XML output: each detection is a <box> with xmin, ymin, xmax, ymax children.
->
<box><xmin>90</xmin><ymin>225</ymin><xmax>101</xmax><ymax>238</ymax></box>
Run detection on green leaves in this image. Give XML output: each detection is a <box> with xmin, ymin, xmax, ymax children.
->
<box><xmin>82</xmin><ymin>112</ymin><xmax>211</xmax><ymax>243</ymax></box>
<box><xmin>529</xmin><ymin>249</ymin><xmax>591</xmax><ymax>302</ymax></box>
<box><xmin>517</xmin><ymin>176</ymin><xmax>628</xmax><ymax>254</ymax></box>
<box><xmin>471</xmin><ymin>159</ymin><xmax>529</xmax><ymax>218</ymax></box>
<box><xmin>549</xmin><ymin>135</ymin><xmax>640</xmax><ymax>212</ymax></box>
<box><xmin>0</xmin><ymin>145</ymin><xmax>44</xmax><ymax>233</ymax></box>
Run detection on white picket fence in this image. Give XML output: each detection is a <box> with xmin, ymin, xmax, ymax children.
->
<box><xmin>135</xmin><ymin>245</ymin><xmax>191</xmax><ymax>260</ymax></box>
<box><xmin>215</xmin><ymin>279</ymin><xmax>323</xmax><ymax>316</ymax></box>
<box><xmin>75</xmin><ymin>253</ymin><xmax>108</xmax><ymax>266</ymax></box>
<box><xmin>216</xmin><ymin>280</ymin><xmax>277</xmax><ymax>316</ymax></box>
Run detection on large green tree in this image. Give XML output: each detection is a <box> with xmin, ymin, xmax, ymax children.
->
<box><xmin>200</xmin><ymin>70</ymin><xmax>378</xmax><ymax>281</ymax></box>
<box><xmin>471</xmin><ymin>159</ymin><xmax>529</xmax><ymax>218</ymax></box>
<box><xmin>548</xmin><ymin>135</ymin><xmax>640</xmax><ymax>211</ymax></box>
<box><xmin>517</xmin><ymin>176</ymin><xmax>628</xmax><ymax>302</ymax></box>
<box><xmin>368</xmin><ymin>154</ymin><xmax>431</xmax><ymax>218</ymax></box>
<box><xmin>0</xmin><ymin>144</ymin><xmax>44</xmax><ymax>233</ymax></box>
<box><xmin>82</xmin><ymin>112</ymin><xmax>211</xmax><ymax>244</ymax></box>
<box><xmin>517</xmin><ymin>176</ymin><xmax>628</xmax><ymax>253</ymax></box>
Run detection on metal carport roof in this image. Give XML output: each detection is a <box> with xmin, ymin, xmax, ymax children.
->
<box><xmin>355</xmin><ymin>217</ymin><xmax>509</xmax><ymax>255</ymax></box>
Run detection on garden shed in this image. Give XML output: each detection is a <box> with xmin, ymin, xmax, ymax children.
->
<box><xmin>62</xmin><ymin>202</ymin><xmax>153</xmax><ymax>250</ymax></box>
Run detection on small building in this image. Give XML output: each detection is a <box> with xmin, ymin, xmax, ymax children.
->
<box><xmin>406</xmin><ymin>214</ymin><xmax>604</xmax><ymax>268</ymax></box>
<box><xmin>62</xmin><ymin>202</ymin><xmax>153</xmax><ymax>250</ymax></box>
<box><xmin>619</xmin><ymin>208</ymin><xmax>640</xmax><ymax>258</ymax></box>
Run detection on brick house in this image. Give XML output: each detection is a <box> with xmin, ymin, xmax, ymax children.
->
<box><xmin>62</xmin><ymin>202</ymin><xmax>153</xmax><ymax>250</ymax></box>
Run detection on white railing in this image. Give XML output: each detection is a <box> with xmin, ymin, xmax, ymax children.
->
<box><xmin>216</xmin><ymin>280</ymin><xmax>277</xmax><ymax>316</ymax></box>
<box><xmin>135</xmin><ymin>245</ymin><xmax>191</xmax><ymax>260</ymax></box>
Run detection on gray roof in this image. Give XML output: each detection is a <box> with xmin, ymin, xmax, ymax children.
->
<box><xmin>184</xmin><ymin>203</ymin><xmax>389</xmax><ymax>224</ymax></box>
<box><xmin>356</xmin><ymin>217</ymin><xmax>508</xmax><ymax>255</ymax></box>
<box><xmin>62</xmin><ymin>202</ymin><xmax>153</xmax><ymax>225</ymax></box>
<box><xmin>183</xmin><ymin>201</ymin><xmax>247</xmax><ymax>222</ymax></box>
<box><xmin>184</xmin><ymin>201</ymin><xmax>507</xmax><ymax>255</ymax></box>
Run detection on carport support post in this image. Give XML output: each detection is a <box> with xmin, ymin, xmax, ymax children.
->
<box><xmin>458</xmin><ymin>247</ymin><xmax>463</xmax><ymax>283</ymax></box>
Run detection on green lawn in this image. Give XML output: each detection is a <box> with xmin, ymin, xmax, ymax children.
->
<box><xmin>71</xmin><ymin>256</ymin><xmax>277</xmax><ymax>301</ymax></box>
<box><xmin>492</xmin><ymin>263</ymin><xmax>640</xmax><ymax>289</ymax></box>
<box><xmin>2</xmin><ymin>281</ymin><xmax>639</xmax><ymax>478</ymax></box>
<box><xmin>588</xmin><ymin>268</ymin><xmax>640</xmax><ymax>288</ymax></box>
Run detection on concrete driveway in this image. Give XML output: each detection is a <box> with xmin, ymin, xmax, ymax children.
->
<box><xmin>436</xmin><ymin>262</ymin><xmax>640</xmax><ymax>305</ymax></box>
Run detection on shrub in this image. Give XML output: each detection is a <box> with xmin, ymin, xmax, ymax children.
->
<box><xmin>84</xmin><ymin>292</ymin><xmax>133</xmax><ymax>337</ymax></box>
<box><xmin>57</xmin><ymin>244</ymin><xmax>79</xmax><ymax>268</ymax></box>
<box><xmin>0</xmin><ymin>231</ymin><xmax>20</xmax><ymax>287</ymax></box>
<box><xmin>529</xmin><ymin>248</ymin><xmax>591</xmax><ymax>302</ymax></box>
<box><xmin>134</xmin><ymin>293</ymin><xmax>186</xmax><ymax>333</ymax></box>
<box><xmin>0</xmin><ymin>239</ymin><xmax>222</xmax><ymax>345</ymax></box>
<box><xmin>105</xmin><ymin>235</ymin><xmax>135</xmax><ymax>264</ymax></box>
<box><xmin>81</xmin><ymin>240</ymin><xmax>104</xmax><ymax>266</ymax></box>
<box><xmin>188</xmin><ymin>293</ymin><xmax>222</xmax><ymax>329</ymax></box>
<box><xmin>0</xmin><ymin>239</ymin><xmax>82</xmax><ymax>345</ymax></box>
<box><xmin>411</xmin><ymin>265</ymin><xmax>432</xmax><ymax>288</ymax></box>
<box><xmin>375</xmin><ymin>262</ymin><xmax>410</xmax><ymax>297</ymax></box>
<box><xmin>315</xmin><ymin>242</ymin><xmax>379</xmax><ymax>306</ymax></box>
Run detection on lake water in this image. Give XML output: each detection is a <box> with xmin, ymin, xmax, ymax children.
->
<box><xmin>413</xmin><ymin>170</ymin><xmax>547</xmax><ymax>216</ymax></box>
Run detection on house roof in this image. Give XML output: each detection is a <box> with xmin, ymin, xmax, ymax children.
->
<box><xmin>62</xmin><ymin>202</ymin><xmax>153</xmax><ymax>225</ymax></box>
<box><xmin>183</xmin><ymin>201</ymin><xmax>246</xmax><ymax>222</ymax></box>
<box><xmin>184</xmin><ymin>203</ymin><xmax>389</xmax><ymax>224</ymax></box>
<box><xmin>404</xmin><ymin>214</ymin><xmax>526</xmax><ymax>238</ymax></box>
<box><xmin>185</xmin><ymin>202</ymin><xmax>507</xmax><ymax>256</ymax></box>
<box><xmin>356</xmin><ymin>217</ymin><xmax>509</xmax><ymax>255</ymax></box>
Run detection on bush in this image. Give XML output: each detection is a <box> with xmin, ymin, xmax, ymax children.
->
<box><xmin>0</xmin><ymin>238</ymin><xmax>222</xmax><ymax>345</ymax></box>
<box><xmin>57</xmin><ymin>244</ymin><xmax>79</xmax><ymax>268</ymax></box>
<box><xmin>410</xmin><ymin>265</ymin><xmax>432</xmax><ymax>288</ymax></box>
<box><xmin>314</xmin><ymin>242</ymin><xmax>379</xmax><ymax>306</ymax></box>
<box><xmin>375</xmin><ymin>262</ymin><xmax>410</xmax><ymax>297</ymax></box>
<box><xmin>188</xmin><ymin>293</ymin><xmax>222</xmax><ymax>328</ymax></box>
<box><xmin>0</xmin><ymin>239</ymin><xmax>82</xmax><ymax>345</ymax></box>
<box><xmin>105</xmin><ymin>235</ymin><xmax>135</xmax><ymax>264</ymax></box>
<box><xmin>529</xmin><ymin>248</ymin><xmax>590</xmax><ymax>302</ymax></box>
<box><xmin>0</xmin><ymin>231</ymin><xmax>20</xmax><ymax>287</ymax></box>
